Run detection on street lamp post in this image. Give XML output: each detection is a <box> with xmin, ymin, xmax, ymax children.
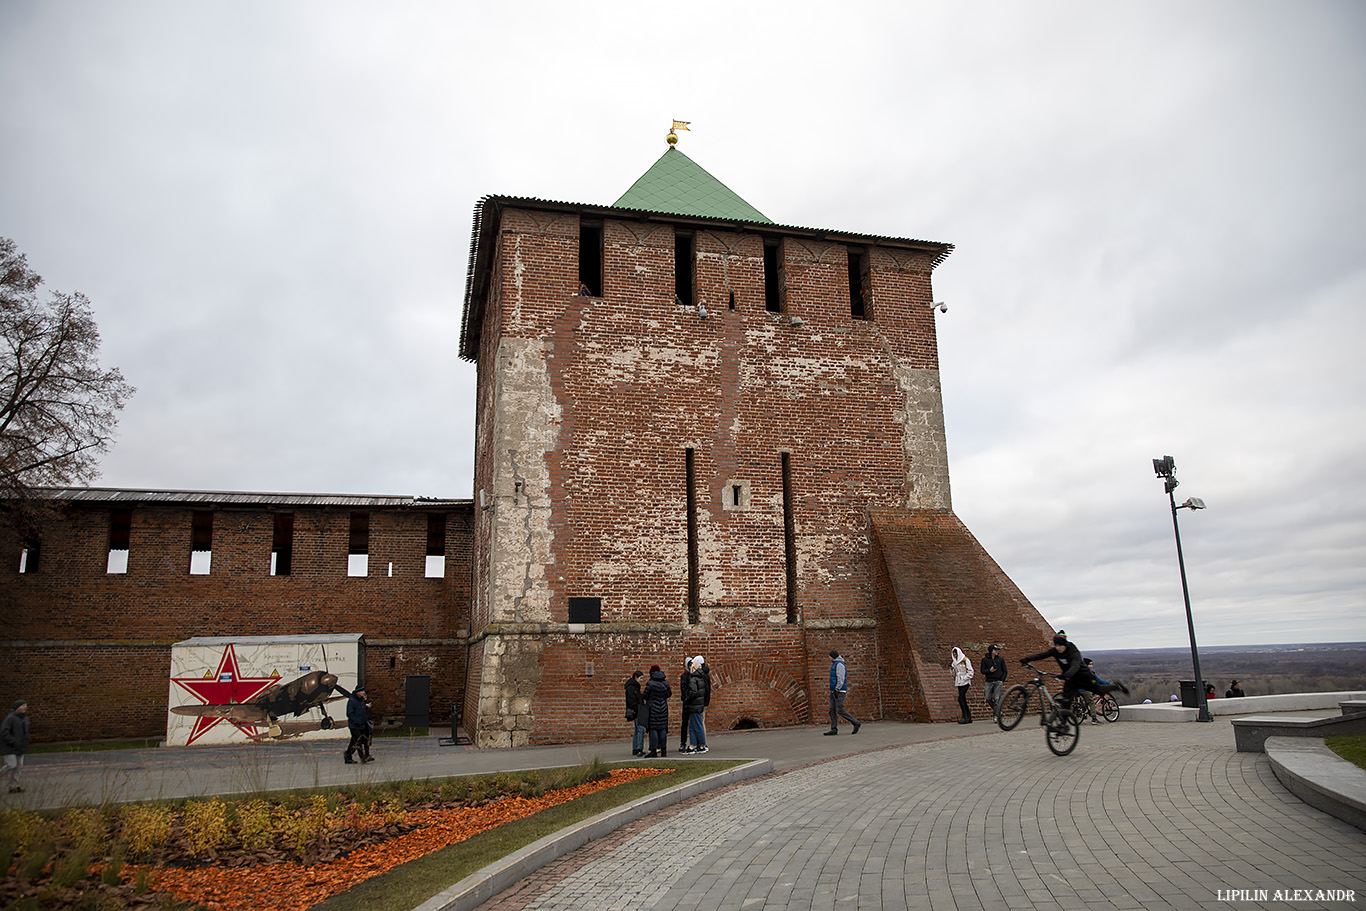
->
<box><xmin>1152</xmin><ymin>455</ymin><xmax>1212</xmax><ymax>722</ymax></box>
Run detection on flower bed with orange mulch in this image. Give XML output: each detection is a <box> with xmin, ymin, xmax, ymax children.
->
<box><xmin>0</xmin><ymin>765</ymin><xmax>668</xmax><ymax>911</ymax></box>
<box><xmin>136</xmin><ymin>767</ymin><xmax>666</xmax><ymax>911</ymax></box>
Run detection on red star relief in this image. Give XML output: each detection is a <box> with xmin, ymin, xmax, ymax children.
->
<box><xmin>171</xmin><ymin>644</ymin><xmax>280</xmax><ymax>744</ymax></box>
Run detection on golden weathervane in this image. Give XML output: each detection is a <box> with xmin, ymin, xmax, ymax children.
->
<box><xmin>667</xmin><ymin>120</ymin><xmax>690</xmax><ymax>146</ymax></box>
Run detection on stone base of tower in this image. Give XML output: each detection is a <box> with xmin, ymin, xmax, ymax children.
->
<box><xmin>870</xmin><ymin>508</ymin><xmax>1055</xmax><ymax>723</ymax></box>
<box><xmin>463</xmin><ymin>513</ymin><xmax>1053</xmax><ymax>745</ymax></box>
<box><xmin>464</xmin><ymin>617</ymin><xmax>886</xmax><ymax>747</ymax></box>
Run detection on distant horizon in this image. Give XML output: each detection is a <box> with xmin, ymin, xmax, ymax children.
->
<box><xmin>1086</xmin><ymin>640</ymin><xmax>1365</xmax><ymax>653</ymax></box>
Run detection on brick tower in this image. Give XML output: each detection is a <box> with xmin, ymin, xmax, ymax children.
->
<box><xmin>458</xmin><ymin>139</ymin><xmax>1053</xmax><ymax>746</ymax></box>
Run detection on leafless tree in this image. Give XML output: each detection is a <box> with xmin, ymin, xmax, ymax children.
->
<box><xmin>1</xmin><ymin>237</ymin><xmax>135</xmax><ymax>527</ymax></box>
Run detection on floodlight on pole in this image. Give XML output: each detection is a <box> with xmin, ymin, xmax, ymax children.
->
<box><xmin>1153</xmin><ymin>455</ymin><xmax>1212</xmax><ymax>722</ymax></box>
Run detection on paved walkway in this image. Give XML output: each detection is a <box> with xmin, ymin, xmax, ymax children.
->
<box><xmin>477</xmin><ymin>721</ymin><xmax>1364</xmax><ymax>911</ymax></box>
<box><xmin>4</xmin><ymin>721</ymin><xmax>978</xmax><ymax>810</ymax></box>
<box><xmin>7</xmin><ymin>719</ymin><xmax>1364</xmax><ymax>910</ymax></box>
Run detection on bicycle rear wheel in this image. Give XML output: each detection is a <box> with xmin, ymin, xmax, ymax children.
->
<box><xmin>1099</xmin><ymin>693</ymin><xmax>1119</xmax><ymax>723</ymax></box>
<box><xmin>1046</xmin><ymin>712</ymin><xmax>1080</xmax><ymax>755</ymax></box>
<box><xmin>998</xmin><ymin>685</ymin><xmax>1030</xmax><ymax>731</ymax></box>
<box><xmin>1070</xmin><ymin>697</ymin><xmax>1088</xmax><ymax>725</ymax></box>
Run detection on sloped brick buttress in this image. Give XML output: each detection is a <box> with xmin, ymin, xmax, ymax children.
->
<box><xmin>870</xmin><ymin>508</ymin><xmax>1055</xmax><ymax>722</ymax></box>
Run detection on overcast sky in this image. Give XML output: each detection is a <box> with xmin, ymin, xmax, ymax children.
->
<box><xmin>3</xmin><ymin>1</ymin><xmax>1362</xmax><ymax>650</ymax></box>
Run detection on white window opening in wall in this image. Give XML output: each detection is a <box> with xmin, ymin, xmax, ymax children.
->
<box><xmin>425</xmin><ymin>512</ymin><xmax>446</xmax><ymax>578</ymax></box>
<box><xmin>190</xmin><ymin>510</ymin><xmax>213</xmax><ymax>575</ymax></box>
<box><xmin>19</xmin><ymin>541</ymin><xmax>40</xmax><ymax>573</ymax></box>
<box><xmin>107</xmin><ymin>509</ymin><xmax>132</xmax><ymax>574</ymax></box>
<box><xmin>348</xmin><ymin>512</ymin><xmax>369</xmax><ymax>577</ymax></box>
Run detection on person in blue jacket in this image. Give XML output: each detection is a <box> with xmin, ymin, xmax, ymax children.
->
<box><xmin>825</xmin><ymin>650</ymin><xmax>861</xmax><ymax>735</ymax></box>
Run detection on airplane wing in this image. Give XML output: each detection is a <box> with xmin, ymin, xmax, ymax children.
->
<box><xmin>249</xmin><ymin>718</ymin><xmax>334</xmax><ymax>741</ymax></box>
<box><xmin>171</xmin><ymin>704</ymin><xmax>270</xmax><ymax>724</ymax></box>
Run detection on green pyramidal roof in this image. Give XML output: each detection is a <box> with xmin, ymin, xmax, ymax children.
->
<box><xmin>613</xmin><ymin>147</ymin><xmax>772</xmax><ymax>223</ymax></box>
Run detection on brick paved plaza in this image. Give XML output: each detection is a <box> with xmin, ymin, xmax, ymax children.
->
<box><xmin>478</xmin><ymin>720</ymin><xmax>1364</xmax><ymax>911</ymax></box>
<box><xmin>10</xmin><ymin>717</ymin><xmax>1363</xmax><ymax>910</ymax></box>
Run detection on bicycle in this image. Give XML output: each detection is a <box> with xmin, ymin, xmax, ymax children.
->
<box><xmin>996</xmin><ymin>663</ymin><xmax>1081</xmax><ymax>755</ymax></box>
<box><xmin>1069</xmin><ymin>690</ymin><xmax>1120</xmax><ymax>725</ymax></box>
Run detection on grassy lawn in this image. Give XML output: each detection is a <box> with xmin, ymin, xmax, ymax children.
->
<box><xmin>1325</xmin><ymin>732</ymin><xmax>1366</xmax><ymax>770</ymax></box>
<box><xmin>315</xmin><ymin>759</ymin><xmax>741</xmax><ymax>911</ymax></box>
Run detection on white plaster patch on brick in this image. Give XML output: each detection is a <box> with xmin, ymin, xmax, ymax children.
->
<box><xmin>798</xmin><ymin>529</ymin><xmax>868</xmax><ymax>584</ymax></box>
<box><xmin>578</xmin><ymin>341</ymin><xmax>722</xmax><ymax>386</ymax></box>
<box><xmin>745</xmin><ymin>320</ymin><xmax>781</xmax><ymax>355</ymax></box>
<box><xmin>893</xmin><ymin>366</ymin><xmax>952</xmax><ymax>509</ymax></box>
<box><xmin>740</xmin><ymin>352</ymin><xmax>882</xmax><ymax>399</ymax></box>
<box><xmin>696</xmin><ymin>249</ymin><xmax>755</xmax><ymax>295</ymax></box>
<box><xmin>490</xmin><ymin>337</ymin><xmax>561</xmax><ymax>625</ymax></box>
<box><xmin>696</xmin><ymin>505</ymin><xmax>726</xmax><ymax>604</ymax></box>
<box><xmin>508</xmin><ymin>235</ymin><xmax>527</xmax><ymax>328</ymax></box>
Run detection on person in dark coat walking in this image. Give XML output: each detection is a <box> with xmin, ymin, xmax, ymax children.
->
<box><xmin>624</xmin><ymin>670</ymin><xmax>646</xmax><ymax>756</ymax></box>
<box><xmin>344</xmin><ymin>685</ymin><xmax>374</xmax><ymax>764</ymax></box>
<box><xmin>981</xmin><ymin>645</ymin><xmax>1007</xmax><ymax>718</ymax></box>
<box><xmin>2</xmin><ymin>699</ymin><xmax>31</xmax><ymax>793</ymax></box>
<box><xmin>643</xmin><ymin>665</ymin><xmax>672</xmax><ymax>757</ymax></box>
<box><xmin>825</xmin><ymin>650</ymin><xmax>860</xmax><ymax>735</ymax></box>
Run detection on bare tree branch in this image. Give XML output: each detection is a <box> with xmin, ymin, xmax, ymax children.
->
<box><xmin>1</xmin><ymin>237</ymin><xmax>136</xmax><ymax>522</ymax></box>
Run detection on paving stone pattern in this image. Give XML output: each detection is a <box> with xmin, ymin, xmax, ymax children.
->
<box><xmin>488</xmin><ymin>723</ymin><xmax>1365</xmax><ymax>911</ymax></box>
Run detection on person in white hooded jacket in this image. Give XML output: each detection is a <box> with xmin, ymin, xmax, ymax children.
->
<box><xmin>951</xmin><ymin>647</ymin><xmax>974</xmax><ymax>724</ymax></box>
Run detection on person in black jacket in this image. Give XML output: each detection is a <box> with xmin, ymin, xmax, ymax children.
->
<box><xmin>343</xmin><ymin>685</ymin><xmax>373</xmax><ymax>764</ymax></box>
<box><xmin>679</xmin><ymin>658</ymin><xmax>694</xmax><ymax>753</ymax></box>
<box><xmin>1021</xmin><ymin>633</ymin><xmax>1128</xmax><ymax>717</ymax></box>
<box><xmin>2</xmin><ymin>699</ymin><xmax>31</xmax><ymax>793</ymax></box>
<box><xmin>981</xmin><ymin>645</ymin><xmax>1007</xmax><ymax>718</ymax></box>
<box><xmin>624</xmin><ymin>670</ymin><xmax>646</xmax><ymax>756</ymax></box>
<box><xmin>684</xmin><ymin>657</ymin><xmax>710</xmax><ymax>753</ymax></box>
<box><xmin>643</xmin><ymin>665</ymin><xmax>672</xmax><ymax>758</ymax></box>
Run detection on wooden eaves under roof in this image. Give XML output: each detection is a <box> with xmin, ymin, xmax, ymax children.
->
<box><xmin>36</xmin><ymin>488</ymin><xmax>470</xmax><ymax>511</ymax></box>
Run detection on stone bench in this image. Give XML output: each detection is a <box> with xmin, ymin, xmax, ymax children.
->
<box><xmin>1232</xmin><ymin>706</ymin><xmax>1366</xmax><ymax>753</ymax></box>
<box><xmin>1265</xmin><ymin>736</ymin><xmax>1366</xmax><ymax>832</ymax></box>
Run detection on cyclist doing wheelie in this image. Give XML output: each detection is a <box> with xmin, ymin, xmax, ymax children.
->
<box><xmin>1020</xmin><ymin>633</ymin><xmax>1129</xmax><ymax>724</ymax></box>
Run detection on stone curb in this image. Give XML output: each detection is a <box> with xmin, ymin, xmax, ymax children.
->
<box><xmin>410</xmin><ymin>758</ymin><xmax>775</xmax><ymax>911</ymax></box>
<box><xmin>1265</xmin><ymin>736</ymin><xmax>1366</xmax><ymax>832</ymax></box>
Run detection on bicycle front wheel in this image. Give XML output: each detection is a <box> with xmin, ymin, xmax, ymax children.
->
<box><xmin>1046</xmin><ymin>713</ymin><xmax>1080</xmax><ymax>755</ymax></box>
<box><xmin>998</xmin><ymin>685</ymin><xmax>1030</xmax><ymax>731</ymax></box>
<box><xmin>1099</xmin><ymin>693</ymin><xmax>1120</xmax><ymax>723</ymax></box>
